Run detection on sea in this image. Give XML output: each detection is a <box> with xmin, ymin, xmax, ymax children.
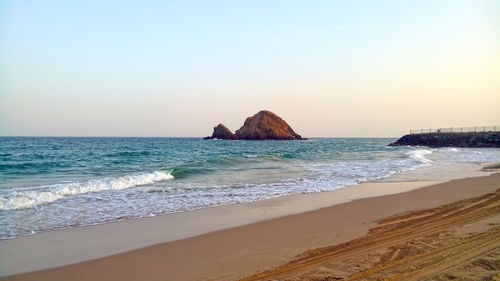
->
<box><xmin>1</xmin><ymin>137</ymin><xmax>500</xmax><ymax>239</ymax></box>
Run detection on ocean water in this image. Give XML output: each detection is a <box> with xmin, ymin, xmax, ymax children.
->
<box><xmin>1</xmin><ymin>137</ymin><xmax>500</xmax><ymax>239</ymax></box>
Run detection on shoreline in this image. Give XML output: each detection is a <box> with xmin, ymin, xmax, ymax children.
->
<box><xmin>2</xmin><ymin>161</ymin><xmax>492</xmax><ymax>244</ymax></box>
<box><xmin>0</xmin><ymin>172</ymin><xmax>498</xmax><ymax>280</ymax></box>
<box><xmin>0</xmin><ymin>180</ymin><xmax>440</xmax><ymax>276</ymax></box>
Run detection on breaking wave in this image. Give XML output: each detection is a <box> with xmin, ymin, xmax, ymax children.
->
<box><xmin>407</xmin><ymin>149</ymin><xmax>433</xmax><ymax>164</ymax></box>
<box><xmin>0</xmin><ymin>171</ymin><xmax>173</xmax><ymax>210</ymax></box>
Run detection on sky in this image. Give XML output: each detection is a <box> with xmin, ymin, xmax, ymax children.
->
<box><xmin>0</xmin><ymin>0</ymin><xmax>499</xmax><ymax>137</ymax></box>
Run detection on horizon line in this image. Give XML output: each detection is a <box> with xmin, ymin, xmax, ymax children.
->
<box><xmin>0</xmin><ymin>135</ymin><xmax>401</xmax><ymax>139</ymax></box>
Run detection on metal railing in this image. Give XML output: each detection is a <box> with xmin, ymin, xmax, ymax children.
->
<box><xmin>410</xmin><ymin>126</ymin><xmax>499</xmax><ymax>135</ymax></box>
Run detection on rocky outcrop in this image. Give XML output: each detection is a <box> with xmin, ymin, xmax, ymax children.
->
<box><xmin>235</xmin><ymin>110</ymin><xmax>303</xmax><ymax>140</ymax></box>
<box><xmin>203</xmin><ymin>110</ymin><xmax>305</xmax><ymax>140</ymax></box>
<box><xmin>389</xmin><ymin>132</ymin><xmax>500</xmax><ymax>148</ymax></box>
<box><xmin>203</xmin><ymin>124</ymin><xmax>237</xmax><ymax>140</ymax></box>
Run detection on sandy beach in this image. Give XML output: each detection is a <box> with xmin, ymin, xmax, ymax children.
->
<box><xmin>3</xmin><ymin>1</ymin><xmax>500</xmax><ymax>280</ymax></box>
<box><xmin>1</xmin><ymin>173</ymin><xmax>499</xmax><ymax>281</ymax></box>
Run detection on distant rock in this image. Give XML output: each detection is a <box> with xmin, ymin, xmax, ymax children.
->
<box><xmin>389</xmin><ymin>132</ymin><xmax>500</xmax><ymax>148</ymax></box>
<box><xmin>203</xmin><ymin>123</ymin><xmax>237</xmax><ymax>140</ymax></box>
<box><xmin>235</xmin><ymin>110</ymin><xmax>303</xmax><ymax>140</ymax></box>
<box><xmin>203</xmin><ymin>110</ymin><xmax>305</xmax><ymax>140</ymax></box>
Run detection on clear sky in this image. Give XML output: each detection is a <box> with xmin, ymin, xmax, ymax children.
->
<box><xmin>1</xmin><ymin>0</ymin><xmax>499</xmax><ymax>137</ymax></box>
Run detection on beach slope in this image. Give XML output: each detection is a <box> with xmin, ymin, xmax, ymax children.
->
<box><xmin>2</xmin><ymin>174</ymin><xmax>499</xmax><ymax>281</ymax></box>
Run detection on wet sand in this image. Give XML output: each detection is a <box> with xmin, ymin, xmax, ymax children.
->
<box><xmin>2</xmin><ymin>173</ymin><xmax>499</xmax><ymax>281</ymax></box>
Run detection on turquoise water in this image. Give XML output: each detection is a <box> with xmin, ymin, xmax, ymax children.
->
<box><xmin>1</xmin><ymin>137</ymin><xmax>499</xmax><ymax>239</ymax></box>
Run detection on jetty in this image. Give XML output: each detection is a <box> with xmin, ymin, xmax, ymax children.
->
<box><xmin>390</xmin><ymin>126</ymin><xmax>500</xmax><ymax>148</ymax></box>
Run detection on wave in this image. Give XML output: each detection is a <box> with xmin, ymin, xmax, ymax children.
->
<box><xmin>105</xmin><ymin>151</ymin><xmax>151</xmax><ymax>157</ymax></box>
<box><xmin>170</xmin><ymin>159</ymin><xmax>234</xmax><ymax>179</ymax></box>
<box><xmin>170</xmin><ymin>156</ymin><xmax>262</xmax><ymax>179</ymax></box>
<box><xmin>170</xmin><ymin>167</ymin><xmax>198</xmax><ymax>179</ymax></box>
<box><xmin>0</xmin><ymin>171</ymin><xmax>173</xmax><ymax>211</ymax></box>
<box><xmin>169</xmin><ymin>154</ymin><xmax>294</xmax><ymax>179</ymax></box>
<box><xmin>406</xmin><ymin>149</ymin><xmax>433</xmax><ymax>164</ymax></box>
<box><xmin>0</xmin><ymin>161</ymin><xmax>70</xmax><ymax>175</ymax></box>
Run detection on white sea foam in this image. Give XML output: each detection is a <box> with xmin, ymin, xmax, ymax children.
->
<box><xmin>299</xmin><ymin>151</ymin><xmax>431</xmax><ymax>193</ymax></box>
<box><xmin>0</xmin><ymin>171</ymin><xmax>173</xmax><ymax>210</ymax></box>
<box><xmin>407</xmin><ymin>149</ymin><xmax>433</xmax><ymax>164</ymax></box>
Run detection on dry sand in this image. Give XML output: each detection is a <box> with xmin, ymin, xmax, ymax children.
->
<box><xmin>2</xmin><ymin>174</ymin><xmax>499</xmax><ymax>281</ymax></box>
<box><xmin>243</xmin><ymin>180</ymin><xmax>500</xmax><ymax>281</ymax></box>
